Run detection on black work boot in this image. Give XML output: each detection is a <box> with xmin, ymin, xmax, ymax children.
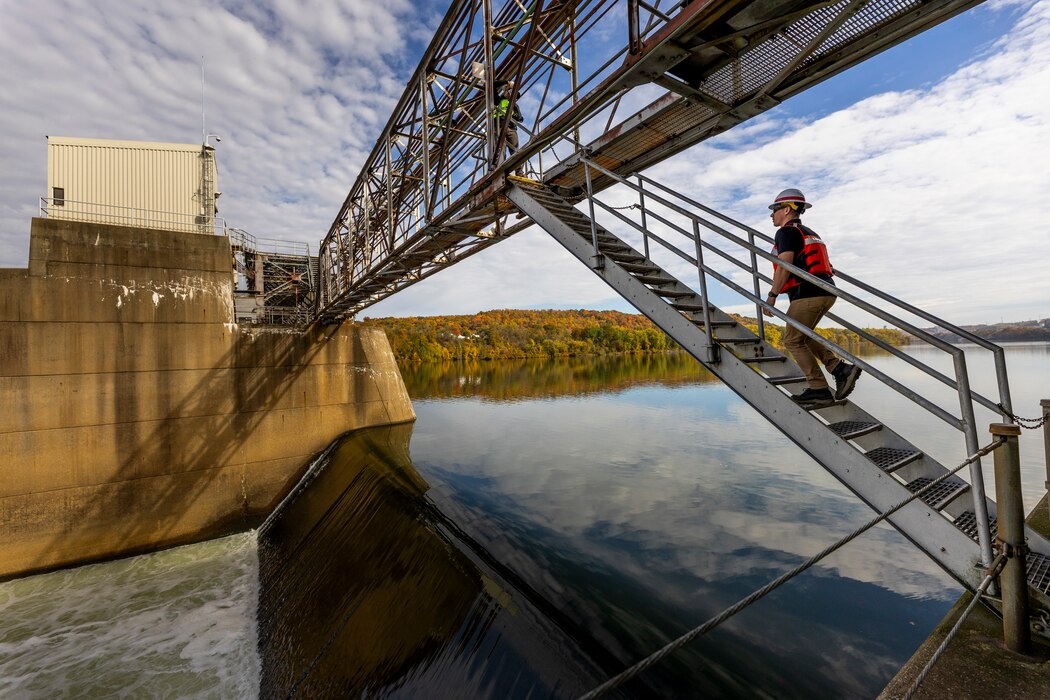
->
<box><xmin>793</xmin><ymin>387</ymin><xmax>834</xmax><ymax>408</ymax></box>
<box><xmin>832</xmin><ymin>362</ymin><xmax>862</xmax><ymax>400</ymax></box>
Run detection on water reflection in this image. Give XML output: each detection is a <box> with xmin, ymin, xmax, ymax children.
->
<box><xmin>411</xmin><ymin>397</ymin><xmax>954</xmax><ymax>698</ymax></box>
<box><xmin>258</xmin><ymin>344</ymin><xmax>1046</xmax><ymax>698</ymax></box>
<box><xmin>399</xmin><ymin>351</ymin><xmax>716</xmax><ymax>402</ymax></box>
<box><xmin>258</xmin><ymin>424</ymin><xmax>481</xmax><ymax>697</ymax></box>
<box><xmin>257</xmin><ymin>423</ymin><xmax>624</xmax><ymax>699</ymax></box>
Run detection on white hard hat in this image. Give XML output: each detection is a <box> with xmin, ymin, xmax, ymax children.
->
<box><xmin>769</xmin><ymin>188</ymin><xmax>812</xmax><ymax>211</ymax></box>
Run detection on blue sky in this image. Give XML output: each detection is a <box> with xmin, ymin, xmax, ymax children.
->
<box><xmin>1</xmin><ymin>0</ymin><xmax>1046</xmax><ymax>325</ymax></box>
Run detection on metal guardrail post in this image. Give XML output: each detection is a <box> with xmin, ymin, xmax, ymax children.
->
<box><xmin>628</xmin><ymin>0</ymin><xmax>641</xmax><ymax>54</ymax></box>
<box><xmin>583</xmin><ymin>162</ymin><xmax>602</xmax><ymax>269</ymax></box>
<box><xmin>956</xmin><ymin>353</ymin><xmax>995</xmax><ymax>573</ymax></box>
<box><xmin>990</xmin><ymin>422</ymin><xmax>1031</xmax><ymax>655</ymax></box>
<box><xmin>637</xmin><ymin>175</ymin><xmax>650</xmax><ymax>261</ymax></box>
<box><xmin>1042</xmin><ymin>399</ymin><xmax>1050</xmax><ymax>519</ymax></box>
<box><xmin>692</xmin><ymin>220</ymin><xmax>717</xmax><ymax>363</ymax></box>
<box><xmin>748</xmin><ymin>230</ymin><xmax>765</xmax><ymax>343</ymax></box>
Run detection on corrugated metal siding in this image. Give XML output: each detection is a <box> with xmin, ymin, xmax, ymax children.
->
<box><xmin>46</xmin><ymin>136</ymin><xmax>218</xmax><ymax>232</ymax></box>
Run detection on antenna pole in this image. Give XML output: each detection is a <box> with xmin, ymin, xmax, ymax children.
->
<box><xmin>201</xmin><ymin>56</ymin><xmax>206</xmax><ymax>145</ymax></box>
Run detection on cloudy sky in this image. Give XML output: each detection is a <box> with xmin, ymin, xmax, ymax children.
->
<box><xmin>1</xmin><ymin>0</ymin><xmax>1047</xmax><ymax>325</ymax></box>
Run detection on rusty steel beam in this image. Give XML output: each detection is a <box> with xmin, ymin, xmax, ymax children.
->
<box><xmin>315</xmin><ymin>0</ymin><xmax>987</xmax><ymax>321</ymax></box>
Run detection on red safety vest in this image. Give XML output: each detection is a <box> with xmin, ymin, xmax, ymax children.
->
<box><xmin>772</xmin><ymin>223</ymin><xmax>833</xmax><ymax>292</ymax></box>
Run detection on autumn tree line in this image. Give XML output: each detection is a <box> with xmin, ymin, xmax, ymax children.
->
<box><xmin>362</xmin><ymin>309</ymin><xmax>910</xmax><ymax>363</ymax></box>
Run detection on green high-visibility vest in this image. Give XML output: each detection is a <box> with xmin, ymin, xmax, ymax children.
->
<box><xmin>494</xmin><ymin>97</ymin><xmax>511</xmax><ymax>118</ymax></box>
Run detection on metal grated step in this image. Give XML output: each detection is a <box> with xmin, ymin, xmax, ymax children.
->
<box><xmin>618</xmin><ymin>261</ymin><xmax>661</xmax><ymax>274</ymax></box>
<box><xmin>606</xmin><ymin>252</ymin><xmax>646</xmax><ymax>263</ymax></box>
<box><xmin>686</xmin><ymin>318</ymin><xmax>737</xmax><ymax>329</ymax></box>
<box><xmin>952</xmin><ymin>515</ymin><xmax>1050</xmax><ymax>596</ymax></box>
<box><xmin>953</xmin><ymin>510</ymin><xmax>998</xmax><ymax>543</ymax></box>
<box><xmin>525</xmin><ymin>199</ymin><xmax>564</xmax><ymax>210</ymax></box>
<box><xmin>654</xmin><ymin>288</ymin><xmax>696</xmax><ymax>298</ymax></box>
<box><xmin>739</xmin><ymin>355</ymin><xmax>786</xmax><ymax>363</ymax></box>
<box><xmin>542</xmin><ymin>210</ymin><xmax>578</xmax><ymax>221</ymax></box>
<box><xmin>767</xmin><ymin>375</ymin><xmax>806</xmax><ymax>385</ymax></box>
<box><xmin>567</xmin><ymin>226</ymin><xmax>615</xmax><ymax>241</ymax></box>
<box><xmin>828</xmin><ymin>420</ymin><xmax>881</xmax><ymax>440</ymax></box>
<box><xmin>718</xmin><ymin>337</ymin><xmax>762</xmax><ymax>345</ymax></box>
<box><xmin>1029</xmin><ymin>552</ymin><xmax>1050</xmax><ymax>595</ymax></box>
<box><xmin>636</xmin><ymin>274</ymin><xmax>678</xmax><ymax>285</ymax></box>
<box><xmin>570</xmin><ymin>225</ymin><xmax>610</xmax><ymax>238</ymax></box>
<box><xmin>865</xmin><ymin>446</ymin><xmax>922</xmax><ymax>473</ymax></box>
<box><xmin>906</xmin><ymin>477</ymin><xmax>970</xmax><ymax>510</ymax></box>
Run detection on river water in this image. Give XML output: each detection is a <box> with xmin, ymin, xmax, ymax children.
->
<box><xmin>1</xmin><ymin>342</ymin><xmax>1047</xmax><ymax>698</ymax></box>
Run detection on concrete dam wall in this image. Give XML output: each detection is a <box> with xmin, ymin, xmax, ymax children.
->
<box><xmin>0</xmin><ymin>217</ymin><xmax>415</xmax><ymax>580</ymax></box>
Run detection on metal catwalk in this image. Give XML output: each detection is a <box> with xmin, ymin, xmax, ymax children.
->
<box><xmin>314</xmin><ymin>0</ymin><xmax>983</xmax><ymax>322</ymax></box>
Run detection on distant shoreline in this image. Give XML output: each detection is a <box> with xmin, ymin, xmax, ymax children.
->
<box><xmin>362</xmin><ymin>309</ymin><xmax>911</xmax><ymax>364</ymax></box>
<box><xmin>921</xmin><ymin>321</ymin><xmax>1050</xmax><ymax>344</ymax></box>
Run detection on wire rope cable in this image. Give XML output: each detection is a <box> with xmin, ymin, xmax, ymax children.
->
<box><xmin>901</xmin><ymin>552</ymin><xmax>1007</xmax><ymax>700</ymax></box>
<box><xmin>577</xmin><ymin>437</ymin><xmax>1007</xmax><ymax>700</ymax></box>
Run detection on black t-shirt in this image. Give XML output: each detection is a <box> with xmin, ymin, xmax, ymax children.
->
<box><xmin>773</xmin><ymin>221</ymin><xmax>835</xmax><ymax>301</ymax></box>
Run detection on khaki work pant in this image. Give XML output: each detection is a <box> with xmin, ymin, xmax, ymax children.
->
<box><xmin>783</xmin><ymin>295</ymin><xmax>842</xmax><ymax>389</ymax></box>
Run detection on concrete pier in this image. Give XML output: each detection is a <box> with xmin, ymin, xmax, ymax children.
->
<box><xmin>880</xmin><ymin>494</ymin><xmax>1050</xmax><ymax>698</ymax></box>
<box><xmin>0</xmin><ymin>217</ymin><xmax>414</xmax><ymax>580</ymax></box>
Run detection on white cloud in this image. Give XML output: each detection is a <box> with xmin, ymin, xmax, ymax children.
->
<box><xmin>645</xmin><ymin>0</ymin><xmax>1050</xmax><ymax>325</ymax></box>
<box><xmin>0</xmin><ymin>0</ymin><xmax>427</xmax><ymax>265</ymax></box>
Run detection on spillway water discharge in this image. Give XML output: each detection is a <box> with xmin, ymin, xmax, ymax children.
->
<box><xmin>0</xmin><ymin>533</ymin><xmax>260</xmax><ymax>698</ymax></box>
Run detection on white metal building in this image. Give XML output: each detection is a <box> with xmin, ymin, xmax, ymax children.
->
<box><xmin>45</xmin><ymin>136</ymin><xmax>220</xmax><ymax>234</ymax></box>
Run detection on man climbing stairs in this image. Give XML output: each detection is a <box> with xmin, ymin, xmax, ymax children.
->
<box><xmin>505</xmin><ymin>174</ymin><xmax>1050</xmax><ymax>625</ymax></box>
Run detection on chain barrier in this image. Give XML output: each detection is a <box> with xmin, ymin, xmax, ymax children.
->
<box><xmin>577</xmin><ymin>437</ymin><xmax>1007</xmax><ymax>700</ymax></box>
<box><xmin>996</xmin><ymin>403</ymin><xmax>1048</xmax><ymax>429</ymax></box>
<box><xmin>901</xmin><ymin>552</ymin><xmax>1008</xmax><ymax>700</ymax></box>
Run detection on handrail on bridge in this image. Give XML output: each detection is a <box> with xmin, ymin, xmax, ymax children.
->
<box><xmin>39</xmin><ymin>196</ymin><xmax>227</xmax><ymax>237</ymax></box>
<box><xmin>315</xmin><ymin>0</ymin><xmax>996</xmax><ymax>322</ymax></box>
<box><xmin>230</xmin><ymin>227</ymin><xmax>312</xmax><ymax>258</ymax></box>
<box><xmin>571</xmin><ymin>156</ymin><xmax>1015</xmax><ymax>570</ymax></box>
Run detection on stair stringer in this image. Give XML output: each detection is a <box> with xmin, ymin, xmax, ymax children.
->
<box><xmin>507</xmin><ymin>181</ymin><xmax>996</xmax><ymax>590</ymax></box>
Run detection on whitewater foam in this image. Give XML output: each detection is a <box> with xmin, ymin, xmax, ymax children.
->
<box><xmin>0</xmin><ymin>533</ymin><xmax>260</xmax><ymax>698</ymax></box>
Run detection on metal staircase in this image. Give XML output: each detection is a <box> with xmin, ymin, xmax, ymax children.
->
<box><xmin>505</xmin><ymin>172</ymin><xmax>1050</xmax><ymax>622</ymax></box>
<box><xmin>230</xmin><ymin>228</ymin><xmax>316</xmax><ymax>326</ymax></box>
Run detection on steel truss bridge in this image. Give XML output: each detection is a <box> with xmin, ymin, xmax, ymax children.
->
<box><xmin>314</xmin><ymin>0</ymin><xmax>983</xmax><ymax>322</ymax></box>
<box><xmin>306</xmin><ymin>0</ymin><xmax>1050</xmax><ymax>659</ymax></box>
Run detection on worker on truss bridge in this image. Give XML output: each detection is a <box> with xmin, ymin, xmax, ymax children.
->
<box><xmin>492</xmin><ymin>79</ymin><xmax>523</xmax><ymax>175</ymax></box>
<box><xmin>763</xmin><ymin>188</ymin><xmax>862</xmax><ymax>409</ymax></box>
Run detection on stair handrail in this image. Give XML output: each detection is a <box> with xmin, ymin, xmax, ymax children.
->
<box><xmin>574</xmin><ymin>157</ymin><xmax>1001</xmax><ymax>569</ymax></box>
<box><xmin>579</xmin><ymin>158</ymin><xmax>1011</xmax><ymax>420</ymax></box>
<box><xmin>582</xmin><ymin>158</ymin><xmax>1000</xmax><ymax>439</ymax></box>
<box><xmin>631</xmin><ymin>170</ymin><xmax>1015</xmax><ymax>419</ymax></box>
<box><xmin>586</xmin><ymin>184</ymin><xmax>968</xmax><ymax>427</ymax></box>
<box><xmin>633</xmin><ymin>174</ymin><xmax>1013</xmax><ymax>362</ymax></box>
<box><xmin>228</xmin><ymin>227</ymin><xmax>257</xmax><ymax>252</ymax></box>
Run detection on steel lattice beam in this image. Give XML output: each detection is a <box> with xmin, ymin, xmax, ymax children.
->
<box><xmin>315</xmin><ymin>0</ymin><xmax>984</xmax><ymax>322</ymax></box>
